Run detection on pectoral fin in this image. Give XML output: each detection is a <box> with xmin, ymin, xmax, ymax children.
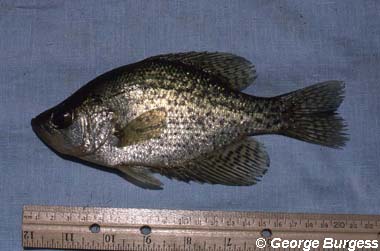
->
<box><xmin>158</xmin><ymin>138</ymin><xmax>270</xmax><ymax>185</ymax></box>
<box><xmin>116</xmin><ymin>108</ymin><xmax>167</xmax><ymax>147</ymax></box>
<box><xmin>117</xmin><ymin>165</ymin><xmax>163</xmax><ymax>190</ymax></box>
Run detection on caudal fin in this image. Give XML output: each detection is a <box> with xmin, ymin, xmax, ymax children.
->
<box><xmin>279</xmin><ymin>81</ymin><xmax>348</xmax><ymax>148</ymax></box>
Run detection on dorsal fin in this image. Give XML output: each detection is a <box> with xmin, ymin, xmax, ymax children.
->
<box><xmin>146</xmin><ymin>52</ymin><xmax>257</xmax><ymax>91</ymax></box>
<box><xmin>157</xmin><ymin>138</ymin><xmax>270</xmax><ymax>185</ymax></box>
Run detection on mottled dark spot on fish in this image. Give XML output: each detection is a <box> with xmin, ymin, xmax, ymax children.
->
<box><xmin>270</xmin><ymin>106</ymin><xmax>280</xmax><ymax>113</ymax></box>
<box><xmin>189</xmin><ymin>114</ymin><xmax>197</xmax><ymax>121</ymax></box>
<box><xmin>219</xmin><ymin>119</ymin><xmax>225</xmax><ymax>126</ymax></box>
<box><xmin>273</xmin><ymin>119</ymin><xmax>281</xmax><ymax>125</ymax></box>
<box><xmin>256</xmin><ymin>105</ymin><xmax>264</xmax><ymax>113</ymax></box>
<box><xmin>90</xmin><ymin>95</ymin><xmax>103</xmax><ymax>104</ymax></box>
<box><xmin>196</xmin><ymin>117</ymin><xmax>204</xmax><ymax>125</ymax></box>
<box><xmin>176</xmin><ymin>143</ymin><xmax>186</xmax><ymax>148</ymax></box>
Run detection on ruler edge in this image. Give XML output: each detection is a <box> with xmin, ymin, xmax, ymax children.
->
<box><xmin>23</xmin><ymin>204</ymin><xmax>380</xmax><ymax>221</ymax></box>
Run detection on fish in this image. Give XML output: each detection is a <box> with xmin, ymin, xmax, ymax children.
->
<box><xmin>31</xmin><ymin>52</ymin><xmax>348</xmax><ymax>189</ymax></box>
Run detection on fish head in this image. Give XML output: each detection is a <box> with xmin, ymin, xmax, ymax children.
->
<box><xmin>32</xmin><ymin>99</ymin><xmax>115</xmax><ymax>158</ymax></box>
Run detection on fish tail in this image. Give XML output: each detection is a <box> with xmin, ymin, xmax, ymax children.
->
<box><xmin>278</xmin><ymin>81</ymin><xmax>348</xmax><ymax>148</ymax></box>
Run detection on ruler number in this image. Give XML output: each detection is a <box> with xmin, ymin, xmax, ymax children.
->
<box><xmin>258</xmin><ymin>220</ymin><xmax>267</xmax><ymax>227</ymax></box>
<box><xmin>333</xmin><ymin>221</ymin><xmax>345</xmax><ymax>228</ymax></box>
<box><xmin>225</xmin><ymin>237</ymin><xmax>232</xmax><ymax>247</ymax></box>
<box><xmin>23</xmin><ymin>231</ymin><xmax>34</xmax><ymax>240</ymax></box>
<box><xmin>349</xmin><ymin>223</ymin><xmax>358</xmax><ymax>228</ymax></box>
<box><xmin>144</xmin><ymin>235</ymin><xmax>152</xmax><ymax>244</ymax></box>
<box><xmin>64</xmin><ymin>233</ymin><xmax>74</xmax><ymax>242</ymax></box>
<box><xmin>179</xmin><ymin>217</ymin><xmax>191</xmax><ymax>225</ymax></box>
<box><xmin>320</xmin><ymin>222</ymin><xmax>329</xmax><ymax>228</ymax></box>
<box><xmin>184</xmin><ymin>237</ymin><xmax>192</xmax><ymax>245</ymax></box>
<box><xmin>305</xmin><ymin>222</ymin><xmax>313</xmax><ymax>228</ymax></box>
<box><xmin>48</xmin><ymin>213</ymin><xmax>55</xmax><ymax>221</ymax></box>
<box><xmin>104</xmin><ymin>234</ymin><xmax>115</xmax><ymax>243</ymax></box>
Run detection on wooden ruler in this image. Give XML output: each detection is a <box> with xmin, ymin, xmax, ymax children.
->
<box><xmin>22</xmin><ymin>205</ymin><xmax>380</xmax><ymax>250</ymax></box>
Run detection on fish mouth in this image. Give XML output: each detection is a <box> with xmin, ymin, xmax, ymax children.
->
<box><xmin>31</xmin><ymin>108</ymin><xmax>56</xmax><ymax>147</ymax></box>
<box><xmin>31</xmin><ymin>116</ymin><xmax>50</xmax><ymax>145</ymax></box>
<box><xmin>31</xmin><ymin>117</ymin><xmax>40</xmax><ymax>133</ymax></box>
<box><xmin>31</xmin><ymin>114</ymin><xmax>69</xmax><ymax>157</ymax></box>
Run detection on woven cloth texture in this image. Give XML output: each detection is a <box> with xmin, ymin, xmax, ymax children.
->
<box><xmin>0</xmin><ymin>1</ymin><xmax>379</xmax><ymax>250</ymax></box>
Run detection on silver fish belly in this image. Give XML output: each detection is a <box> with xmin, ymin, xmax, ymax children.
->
<box><xmin>32</xmin><ymin>52</ymin><xmax>348</xmax><ymax>189</ymax></box>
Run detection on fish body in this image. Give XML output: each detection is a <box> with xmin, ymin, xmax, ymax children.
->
<box><xmin>32</xmin><ymin>52</ymin><xmax>348</xmax><ymax>189</ymax></box>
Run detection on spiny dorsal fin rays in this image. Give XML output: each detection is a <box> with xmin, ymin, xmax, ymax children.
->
<box><xmin>145</xmin><ymin>52</ymin><xmax>257</xmax><ymax>91</ymax></box>
<box><xmin>157</xmin><ymin>137</ymin><xmax>270</xmax><ymax>185</ymax></box>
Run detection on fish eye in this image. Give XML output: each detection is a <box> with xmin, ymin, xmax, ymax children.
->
<box><xmin>51</xmin><ymin>111</ymin><xmax>73</xmax><ymax>129</ymax></box>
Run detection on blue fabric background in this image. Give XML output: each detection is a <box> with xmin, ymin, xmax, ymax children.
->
<box><xmin>0</xmin><ymin>0</ymin><xmax>379</xmax><ymax>250</ymax></box>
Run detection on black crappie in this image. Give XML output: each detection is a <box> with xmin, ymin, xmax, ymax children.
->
<box><xmin>32</xmin><ymin>52</ymin><xmax>348</xmax><ymax>189</ymax></box>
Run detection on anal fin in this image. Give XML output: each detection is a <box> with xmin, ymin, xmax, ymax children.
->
<box><xmin>158</xmin><ymin>138</ymin><xmax>270</xmax><ymax>186</ymax></box>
